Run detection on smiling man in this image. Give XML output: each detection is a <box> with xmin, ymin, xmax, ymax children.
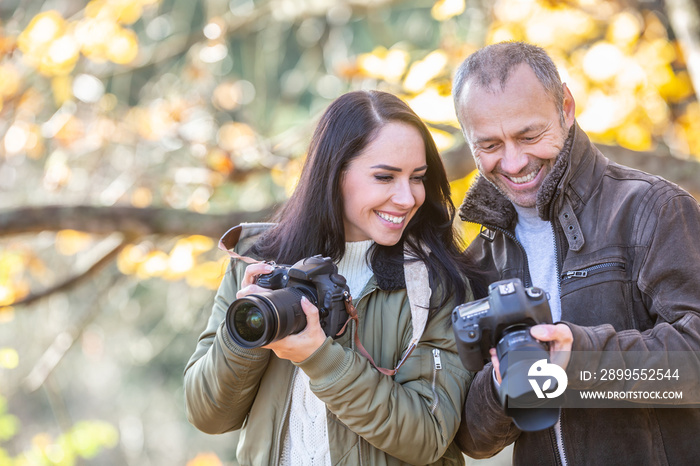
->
<box><xmin>452</xmin><ymin>41</ymin><xmax>700</xmax><ymax>465</ymax></box>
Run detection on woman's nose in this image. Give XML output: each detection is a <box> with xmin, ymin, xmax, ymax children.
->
<box><xmin>391</xmin><ymin>181</ymin><xmax>415</xmax><ymax>208</ymax></box>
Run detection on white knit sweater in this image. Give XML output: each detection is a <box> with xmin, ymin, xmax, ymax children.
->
<box><xmin>280</xmin><ymin>240</ymin><xmax>374</xmax><ymax>465</ymax></box>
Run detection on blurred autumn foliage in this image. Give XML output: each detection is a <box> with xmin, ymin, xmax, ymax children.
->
<box><xmin>0</xmin><ymin>0</ymin><xmax>699</xmax><ymax>464</ymax></box>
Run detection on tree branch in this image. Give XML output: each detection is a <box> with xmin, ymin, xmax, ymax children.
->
<box><xmin>0</xmin><ymin>205</ymin><xmax>275</xmax><ymax>239</ymax></box>
<box><xmin>10</xmin><ymin>239</ymin><xmax>130</xmax><ymax>307</ymax></box>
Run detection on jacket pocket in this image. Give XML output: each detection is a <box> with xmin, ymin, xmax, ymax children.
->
<box><xmin>560</xmin><ymin>260</ymin><xmax>636</xmax><ymax>330</ymax></box>
<box><xmin>561</xmin><ymin>261</ymin><xmax>625</xmax><ymax>281</ymax></box>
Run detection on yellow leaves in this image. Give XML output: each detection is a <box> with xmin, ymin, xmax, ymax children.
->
<box><xmin>23</xmin><ymin>421</ymin><xmax>118</xmax><ymax>464</ymax></box>
<box><xmin>582</xmin><ymin>42</ymin><xmax>626</xmax><ymax>83</ymax></box>
<box><xmin>17</xmin><ymin>10</ymin><xmax>78</xmax><ymax>76</ymax></box>
<box><xmin>186</xmin><ymin>259</ymin><xmax>228</xmax><ymax>290</ymax></box>
<box><xmin>403</xmin><ymin>51</ymin><xmax>448</xmax><ymax>94</ymax></box>
<box><xmin>3</xmin><ymin>121</ymin><xmax>41</xmax><ymax>158</ymax></box>
<box><xmin>484</xmin><ymin>0</ymin><xmax>696</xmax><ymax>154</ymax></box>
<box><xmin>271</xmin><ymin>158</ymin><xmax>303</xmax><ymax>197</ymax></box>
<box><xmin>607</xmin><ymin>10</ymin><xmax>643</xmax><ymax>48</ymax></box>
<box><xmin>406</xmin><ymin>87</ymin><xmax>457</xmax><ymax>124</ymax></box>
<box><xmin>218</xmin><ymin>122</ymin><xmax>258</xmax><ymax>153</ymax></box>
<box><xmin>131</xmin><ymin>187</ymin><xmax>154</xmax><ymax>208</ymax></box>
<box><xmin>17</xmin><ymin>11</ymin><xmax>66</xmax><ymax>55</ymax></box>
<box><xmin>117</xmin><ymin>236</ymin><xmax>223</xmax><ymax>289</ymax></box>
<box><xmin>675</xmin><ymin>102</ymin><xmax>700</xmax><ymax>158</ymax></box>
<box><xmin>450</xmin><ymin>169</ymin><xmax>481</xmax><ymax>248</ymax></box>
<box><xmin>87</xmin><ymin>0</ymin><xmax>145</xmax><ymax>25</ymax></box>
<box><xmin>56</xmin><ymin>230</ymin><xmax>93</xmax><ymax>256</ymax></box>
<box><xmin>187</xmin><ymin>452</ymin><xmax>223</xmax><ymax>466</ymax></box>
<box><xmin>428</xmin><ymin>127</ymin><xmax>456</xmax><ymax>152</ymax></box>
<box><xmin>206</xmin><ymin>148</ymin><xmax>235</xmax><ymax>178</ymax></box>
<box><xmin>431</xmin><ymin>0</ymin><xmax>466</xmax><ymax>21</ymax></box>
<box><xmin>0</xmin><ymin>348</ymin><xmax>19</xmax><ymax>370</ymax></box>
<box><xmin>106</xmin><ymin>27</ymin><xmax>139</xmax><ymax>64</ymax></box>
<box><xmin>0</xmin><ymin>62</ymin><xmax>21</xmax><ymax>101</ymax></box>
<box><xmin>357</xmin><ymin>47</ymin><xmax>409</xmax><ymax>83</ymax></box>
<box><xmin>0</xmin><ymin>249</ymin><xmax>31</xmax><ymax>306</ymax></box>
<box><xmin>16</xmin><ymin>1</ymin><xmax>157</xmax><ymax>76</ymax></box>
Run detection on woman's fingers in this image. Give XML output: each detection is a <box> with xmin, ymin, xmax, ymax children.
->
<box><xmin>240</xmin><ymin>262</ymin><xmax>275</xmax><ymax>288</ymax></box>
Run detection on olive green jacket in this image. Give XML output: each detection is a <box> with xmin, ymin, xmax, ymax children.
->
<box><xmin>184</xmin><ymin>223</ymin><xmax>473</xmax><ymax>465</ymax></box>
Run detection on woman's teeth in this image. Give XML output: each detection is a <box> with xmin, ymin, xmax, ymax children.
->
<box><xmin>376</xmin><ymin>212</ymin><xmax>405</xmax><ymax>224</ymax></box>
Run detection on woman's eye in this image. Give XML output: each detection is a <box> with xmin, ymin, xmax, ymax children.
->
<box><xmin>411</xmin><ymin>175</ymin><xmax>426</xmax><ymax>183</ymax></box>
<box><xmin>374</xmin><ymin>174</ymin><xmax>393</xmax><ymax>182</ymax></box>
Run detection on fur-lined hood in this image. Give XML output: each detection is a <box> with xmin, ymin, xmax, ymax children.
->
<box><xmin>458</xmin><ymin>124</ymin><xmax>578</xmax><ymax>229</ymax></box>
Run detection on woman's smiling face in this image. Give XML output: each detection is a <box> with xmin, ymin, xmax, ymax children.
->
<box><xmin>340</xmin><ymin>122</ymin><xmax>427</xmax><ymax>245</ymax></box>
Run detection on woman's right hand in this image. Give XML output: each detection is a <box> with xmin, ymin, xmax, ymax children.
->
<box><xmin>236</xmin><ymin>262</ymin><xmax>275</xmax><ymax>298</ymax></box>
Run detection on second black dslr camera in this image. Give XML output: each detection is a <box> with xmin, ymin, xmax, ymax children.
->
<box><xmin>226</xmin><ymin>255</ymin><xmax>350</xmax><ymax>349</ymax></box>
<box><xmin>452</xmin><ymin>278</ymin><xmax>561</xmax><ymax>432</ymax></box>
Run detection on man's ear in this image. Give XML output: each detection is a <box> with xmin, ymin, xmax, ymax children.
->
<box><xmin>562</xmin><ymin>83</ymin><xmax>576</xmax><ymax>128</ymax></box>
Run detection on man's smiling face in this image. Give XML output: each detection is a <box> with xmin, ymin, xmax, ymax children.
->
<box><xmin>457</xmin><ymin>63</ymin><xmax>575</xmax><ymax>208</ymax></box>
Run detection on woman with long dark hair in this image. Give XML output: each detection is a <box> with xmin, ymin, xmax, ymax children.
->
<box><xmin>184</xmin><ymin>90</ymin><xmax>479</xmax><ymax>465</ymax></box>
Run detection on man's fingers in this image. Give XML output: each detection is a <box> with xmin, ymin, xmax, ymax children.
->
<box><xmin>530</xmin><ymin>323</ymin><xmax>573</xmax><ymax>370</ymax></box>
<box><xmin>490</xmin><ymin>348</ymin><xmax>502</xmax><ymax>384</ymax></box>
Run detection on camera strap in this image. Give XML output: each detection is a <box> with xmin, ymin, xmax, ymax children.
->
<box><xmin>340</xmin><ymin>296</ymin><xmax>416</xmax><ymax>377</ymax></box>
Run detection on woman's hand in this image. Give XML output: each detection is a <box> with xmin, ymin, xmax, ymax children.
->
<box><xmin>262</xmin><ymin>297</ymin><xmax>327</xmax><ymax>363</ymax></box>
<box><xmin>235</xmin><ymin>262</ymin><xmax>275</xmax><ymax>298</ymax></box>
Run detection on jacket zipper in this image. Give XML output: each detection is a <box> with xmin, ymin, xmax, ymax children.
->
<box><xmin>429</xmin><ymin>349</ymin><xmax>442</xmax><ymax>413</ymax></box>
<box><xmin>489</xmin><ymin>216</ymin><xmax>570</xmax><ymax>465</ymax></box>
<box><xmin>561</xmin><ymin>262</ymin><xmax>625</xmax><ymax>280</ymax></box>
<box><xmin>550</xmin><ymin>221</ymin><xmax>568</xmax><ymax>466</ymax></box>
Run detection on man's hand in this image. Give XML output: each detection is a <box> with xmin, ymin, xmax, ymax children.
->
<box><xmin>530</xmin><ymin>323</ymin><xmax>573</xmax><ymax>370</ymax></box>
<box><xmin>490</xmin><ymin>323</ymin><xmax>573</xmax><ymax>384</ymax></box>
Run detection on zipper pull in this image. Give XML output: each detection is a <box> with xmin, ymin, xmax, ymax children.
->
<box><xmin>432</xmin><ymin>348</ymin><xmax>442</xmax><ymax>370</ymax></box>
<box><xmin>566</xmin><ymin>270</ymin><xmax>588</xmax><ymax>278</ymax></box>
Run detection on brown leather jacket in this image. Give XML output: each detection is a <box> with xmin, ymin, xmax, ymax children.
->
<box><xmin>456</xmin><ymin>123</ymin><xmax>700</xmax><ymax>465</ymax></box>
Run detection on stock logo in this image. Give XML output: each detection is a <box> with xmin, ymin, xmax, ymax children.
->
<box><xmin>528</xmin><ymin>359</ymin><xmax>568</xmax><ymax>399</ymax></box>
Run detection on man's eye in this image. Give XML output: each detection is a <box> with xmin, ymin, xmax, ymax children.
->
<box><xmin>523</xmin><ymin>132</ymin><xmax>543</xmax><ymax>142</ymax></box>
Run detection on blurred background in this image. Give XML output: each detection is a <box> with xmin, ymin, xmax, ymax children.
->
<box><xmin>1</xmin><ymin>0</ymin><xmax>699</xmax><ymax>464</ymax></box>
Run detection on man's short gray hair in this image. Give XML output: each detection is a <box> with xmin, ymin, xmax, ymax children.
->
<box><xmin>452</xmin><ymin>41</ymin><xmax>565</xmax><ymax>125</ymax></box>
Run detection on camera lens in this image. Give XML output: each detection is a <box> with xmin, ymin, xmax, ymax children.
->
<box><xmin>233</xmin><ymin>302</ymin><xmax>266</xmax><ymax>343</ymax></box>
<box><xmin>497</xmin><ymin>327</ymin><xmax>560</xmax><ymax>431</ymax></box>
<box><xmin>225</xmin><ymin>287</ymin><xmax>312</xmax><ymax>349</ymax></box>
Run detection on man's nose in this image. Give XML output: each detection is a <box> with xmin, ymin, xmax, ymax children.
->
<box><xmin>499</xmin><ymin>142</ymin><xmax>529</xmax><ymax>175</ymax></box>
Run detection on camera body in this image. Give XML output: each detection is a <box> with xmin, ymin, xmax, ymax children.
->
<box><xmin>226</xmin><ymin>255</ymin><xmax>350</xmax><ymax>349</ymax></box>
<box><xmin>452</xmin><ymin>278</ymin><xmax>561</xmax><ymax>432</ymax></box>
<box><xmin>452</xmin><ymin>278</ymin><xmax>552</xmax><ymax>372</ymax></box>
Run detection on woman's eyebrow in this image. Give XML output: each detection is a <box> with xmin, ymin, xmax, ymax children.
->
<box><xmin>370</xmin><ymin>164</ymin><xmax>428</xmax><ymax>172</ymax></box>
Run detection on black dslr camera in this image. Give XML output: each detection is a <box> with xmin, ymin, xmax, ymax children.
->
<box><xmin>226</xmin><ymin>255</ymin><xmax>350</xmax><ymax>349</ymax></box>
<box><xmin>452</xmin><ymin>278</ymin><xmax>561</xmax><ymax>432</ymax></box>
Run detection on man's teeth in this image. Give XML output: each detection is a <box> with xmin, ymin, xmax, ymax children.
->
<box><xmin>507</xmin><ymin>170</ymin><xmax>538</xmax><ymax>184</ymax></box>
<box><xmin>376</xmin><ymin>212</ymin><xmax>405</xmax><ymax>224</ymax></box>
